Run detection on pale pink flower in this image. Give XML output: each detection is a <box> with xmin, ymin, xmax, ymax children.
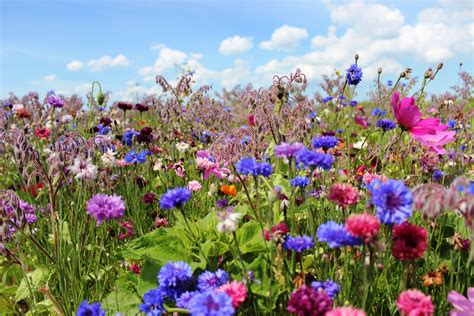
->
<box><xmin>396</xmin><ymin>289</ymin><xmax>434</xmax><ymax>316</ymax></box>
<box><xmin>68</xmin><ymin>157</ymin><xmax>97</xmax><ymax>181</ymax></box>
<box><xmin>218</xmin><ymin>281</ymin><xmax>248</xmax><ymax>308</ymax></box>
<box><xmin>326</xmin><ymin>307</ymin><xmax>367</xmax><ymax>316</ymax></box>
<box><xmin>448</xmin><ymin>288</ymin><xmax>474</xmax><ymax>316</ymax></box>
<box><xmin>187</xmin><ymin>180</ymin><xmax>202</xmax><ymax>192</ymax></box>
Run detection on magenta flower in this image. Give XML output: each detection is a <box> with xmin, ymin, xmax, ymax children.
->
<box><xmin>396</xmin><ymin>289</ymin><xmax>434</xmax><ymax>316</ymax></box>
<box><xmin>195</xmin><ymin>150</ymin><xmax>230</xmax><ymax>180</ymax></box>
<box><xmin>448</xmin><ymin>288</ymin><xmax>474</xmax><ymax>316</ymax></box>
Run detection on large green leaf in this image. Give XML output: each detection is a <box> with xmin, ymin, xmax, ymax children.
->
<box><xmin>236</xmin><ymin>222</ymin><xmax>265</xmax><ymax>254</ymax></box>
<box><xmin>15</xmin><ymin>266</ymin><xmax>51</xmax><ymax>302</ymax></box>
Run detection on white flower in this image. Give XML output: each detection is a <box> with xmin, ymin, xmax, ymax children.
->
<box><xmin>217</xmin><ymin>210</ymin><xmax>241</xmax><ymax>233</ymax></box>
<box><xmin>176</xmin><ymin>142</ymin><xmax>190</xmax><ymax>152</ymax></box>
<box><xmin>101</xmin><ymin>149</ymin><xmax>116</xmax><ymax>167</ymax></box>
<box><xmin>153</xmin><ymin>158</ymin><xmax>163</xmax><ymax>171</ymax></box>
<box><xmin>61</xmin><ymin>114</ymin><xmax>73</xmax><ymax>123</ymax></box>
<box><xmin>12</xmin><ymin>104</ymin><xmax>24</xmax><ymax>111</ymax></box>
<box><xmin>68</xmin><ymin>157</ymin><xmax>97</xmax><ymax>180</ymax></box>
<box><xmin>353</xmin><ymin>138</ymin><xmax>368</xmax><ymax>149</ymax></box>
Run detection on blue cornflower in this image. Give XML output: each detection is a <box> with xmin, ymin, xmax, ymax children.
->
<box><xmin>236</xmin><ymin>157</ymin><xmax>258</xmax><ymax>176</ymax></box>
<box><xmin>296</xmin><ymin>149</ymin><xmax>334</xmax><ymax>170</ymax></box>
<box><xmin>372</xmin><ymin>108</ymin><xmax>386</xmax><ymax>117</ymax></box>
<box><xmin>197</xmin><ymin>269</ymin><xmax>230</xmax><ymax>291</ymax></box>
<box><xmin>96</xmin><ymin>124</ymin><xmax>110</xmax><ymax>135</ymax></box>
<box><xmin>369</xmin><ymin>179</ymin><xmax>413</xmax><ymax>225</ymax></box>
<box><xmin>432</xmin><ymin>170</ymin><xmax>444</xmax><ymax>182</ymax></box>
<box><xmin>139</xmin><ymin>288</ymin><xmax>165</xmax><ymax>316</ymax></box>
<box><xmin>123</xmin><ymin>130</ymin><xmax>139</xmax><ymax>146</ymax></box>
<box><xmin>284</xmin><ymin>235</ymin><xmax>314</xmax><ymax>252</ymax></box>
<box><xmin>158</xmin><ymin>261</ymin><xmax>193</xmax><ymax>300</ymax></box>
<box><xmin>387</xmin><ymin>80</ymin><xmax>393</xmax><ymax>87</ymax></box>
<box><xmin>160</xmin><ymin>188</ymin><xmax>192</xmax><ymax>210</ymax></box>
<box><xmin>336</xmin><ymin>129</ymin><xmax>344</xmax><ymax>134</ymax></box>
<box><xmin>76</xmin><ymin>300</ymin><xmax>106</xmax><ymax>316</ymax></box>
<box><xmin>346</xmin><ymin>64</ymin><xmax>363</xmax><ymax>85</ymax></box>
<box><xmin>311</xmin><ymin>280</ymin><xmax>341</xmax><ymax>299</ymax></box>
<box><xmin>124</xmin><ymin>150</ymin><xmax>149</xmax><ymax>164</ymax></box>
<box><xmin>448</xmin><ymin>119</ymin><xmax>456</xmax><ymax>129</ymax></box>
<box><xmin>188</xmin><ymin>291</ymin><xmax>235</xmax><ymax>316</ymax></box>
<box><xmin>322</xmin><ymin>96</ymin><xmax>333</xmax><ymax>103</ymax></box>
<box><xmin>176</xmin><ymin>291</ymin><xmax>198</xmax><ymax>309</ymax></box>
<box><xmin>349</xmin><ymin>100</ymin><xmax>357</xmax><ymax>107</ymax></box>
<box><xmin>342</xmin><ymin>102</ymin><xmax>347</xmax><ymax>106</ymax></box>
<box><xmin>338</xmin><ymin>95</ymin><xmax>346</xmax><ymax>100</ymax></box>
<box><xmin>290</xmin><ymin>176</ymin><xmax>310</xmax><ymax>188</ymax></box>
<box><xmin>308</xmin><ymin>111</ymin><xmax>318</xmax><ymax>119</ymax></box>
<box><xmin>376</xmin><ymin>119</ymin><xmax>397</xmax><ymax>132</ymax></box>
<box><xmin>312</xmin><ymin>136</ymin><xmax>339</xmax><ymax>151</ymax></box>
<box><xmin>255</xmin><ymin>162</ymin><xmax>272</xmax><ymax>177</ymax></box>
<box><xmin>316</xmin><ymin>221</ymin><xmax>362</xmax><ymax>248</ymax></box>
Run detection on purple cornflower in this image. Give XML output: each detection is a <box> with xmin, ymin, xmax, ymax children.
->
<box><xmin>376</xmin><ymin>119</ymin><xmax>397</xmax><ymax>131</ymax></box>
<box><xmin>76</xmin><ymin>300</ymin><xmax>106</xmax><ymax>316</ymax></box>
<box><xmin>369</xmin><ymin>179</ymin><xmax>413</xmax><ymax>225</ymax></box>
<box><xmin>197</xmin><ymin>269</ymin><xmax>230</xmax><ymax>291</ymax></box>
<box><xmin>158</xmin><ymin>261</ymin><xmax>193</xmax><ymax>300</ymax></box>
<box><xmin>159</xmin><ymin>188</ymin><xmax>191</xmax><ymax>210</ymax></box>
<box><xmin>290</xmin><ymin>176</ymin><xmax>310</xmax><ymax>188</ymax></box>
<box><xmin>274</xmin><ymin>142</ymin><xmax>305</xmax><ymax>158</ymax></box>
<box><xmin>188</xmin><ymin>291</ymin><xmax>235</xmax><ymax>316</ymax></box>
<box><xmin>296</xmin><ymin>149</ymin><xmax>334</xmax><ymax>170</ymax></box>
<box><xmin>311</xmin><ymin>136</ymin><xmax>339</xmax><ymax>151</ymax></box>
<box><xmin>139</xmin><ymin>288</ymin><xmax>165</xmax><ymax>315</ymax></box>
<box><xmin>284</xmin><ymin>235</ymin><xmax>314</xmax><ymax>252</ymax></box>
<box><xmin>311</xmin><ymin>279</ymin><xmax>341</xmax><ymax>299</ymax></box>
<box><xmin>86</xmin><ymin>194</ymin><xmax>126</xmax><ymax>226</ymax></box>
<box><xmin>176</xmin><ymin>291</ymin><xmax>198</xmax><ymax>309</ymax></box>
<box><xmin>47</xmin><ymin>94</ymin><xmax>65</xmax><ymax>108</ymax></box>
<box><xmin>316</xmin><ymin>221</ymin><xmax>362</xmax><ymax>248</ymax></box>
<box><xmin>346</xmin><ymin>64</ymin><xmax>363</xmax><ymax>85</ymax></box>
<box><xmin>216</xmin><ymin>198</ymin><xmax>229</xmax><ymax>208</ymax></box>
<box><xmin>287</xmin><ymin>285</ymin><xmax>333</xmax><ymax>316</ymax></box>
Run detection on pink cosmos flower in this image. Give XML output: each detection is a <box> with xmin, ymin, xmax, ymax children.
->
<box><xmin>396</xmin><ymin>289</ymin><xmax>434</xmax><ymax>316</ymax></box>
<box><xmin>187</xmin><ymin>180</ymin><xmax>202</xmax><ymax>192</ymax></box>
<box><xmin>448</xmin><ymin>288</ymin><xmax>474</xmax><ymax>316</ymax></box>
<box><xmin>391</xmin><ymin>92</ymin><xmax>455</xmax><ymax>154</ymax></box>
<box><xmin>327</xmin><ymin>307</ymin><xmax>367</xmax><ymax>316</ymax></box>
<box><xmin>345</xmin><ymin>213</ymin><xmax>380</xmax><ymax>242</ymax></box>
<box><xmin>196</xmin><ymin>150</ymin><xmax>230</xmax><ymax>179</ymax></box>
<box><xmin>218</xmin><ymin>281</ymin><xmax>248</xmax><ymax>308</ymax></box>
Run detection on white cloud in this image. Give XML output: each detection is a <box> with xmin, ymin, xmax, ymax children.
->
<box><xmin>219</xmin><ymin>36</ymin><xmax>253</xmax><ymax>55</ymax></box>
<box><xmin>66</xmin><ymin>60</ymin><xmax>84</xmax><ymax>71</ymax></box>
<box><xmin>87</xmin><ymin>54</ymin><xmax>129</xmax><ymax>72</ymax></box>
<box><xmin>138</xmin><ymin>47</ymin><xmax>188</xmax><ymax>77</ymax></box>
<box><xmin>260</xmin><ymin>24</ymin><xmax>308</xmax><ymax>51</ymax></box>
<box><xmin>43</xmin><ymin>74</ymin><xmax>56</xmax><ymax>81</ymax></box>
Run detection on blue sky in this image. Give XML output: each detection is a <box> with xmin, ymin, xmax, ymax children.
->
<box><xmin>1</xmin><ymin>0</ymin><xmax>473</xmax><ymax>101</ymax></box>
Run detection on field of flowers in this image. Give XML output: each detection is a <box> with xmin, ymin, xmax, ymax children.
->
<box><xmin>0</xmin><ymin>57</ymin><xmax>473</xmax><ymax>315</ymax></box>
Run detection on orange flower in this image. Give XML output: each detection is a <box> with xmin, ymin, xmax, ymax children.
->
<box><xmin>422</xmin><ymin>271</ymin><xmax>444</xmax><ymax>287</ymax></box>
<box><xmin>220</xmin><ymin>185</ymin><xmax>236</xmax><ymax>197</ymax></box>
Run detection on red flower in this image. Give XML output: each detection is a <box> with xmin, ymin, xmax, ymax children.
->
<box><xmin>248</xmin><ymin>115</ymin><xmax>255</xmax><ymax>126</ymax></box>
<box><xmin>392</xmin><ymin>223</ymin><xmax>428</xmax><ymax>261</ymax></box>
<box><xmin>35</xmin><ymin>127</ymin><xmax>51</xmax><ymax>139</ymax></box>
<box><xmin>129</xmin><ymin>263</ymin><xmax>141</xmax><ymax>275</ymax></box>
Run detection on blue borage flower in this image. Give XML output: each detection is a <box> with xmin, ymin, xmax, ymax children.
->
<box><xmin>296</xmin><ymin>149</ymin><xmax>334</xmax><ymax>170</ymax></box>
<box><xmin>188</xmin><ymin>290</ymin><xmax>235</xmax><ymax>316</ymax></box>
<box><xmin>197</xmin><ymin>269</ymin><xmax>230</xmax><ymax>291</ymax></box>
<box><xmin>284</xmin><ymin>235</ymin><xmax>314</xmax><ymax>252</ymax></box>
<box><xmin>236</xmin><ymin>157</ymin><xmax>272</xmax><ymax>177</ymax></box>
<box><xmin>158</xmin><ymin>261</ymin><xmax>193</xmax><ymax>300</ymax></box>
<box><xmin>311</xmin><ymin>279</ymin><xmax>341</xmax><ymax>299</ymax></box>
<box><xmin>346</xmin><ymin>64</ymin><xmax>363</xmax><ymax>85</ymax></box>
<box><xmin>311</xmin><ymin>136</ymin><xmax>339</xmax><ymax>151</ymax></box>
<box><xmin>316</xmin><ymin>221</ymin><xmax>362</xmax><ymax>248</ymax></box>
<box><xmin>290</xmin><ymin>176</ymin><xmax>310</xmax><ymax>188</ymax></box>
<box><xmin>376</xmin><ymin>119</ymin><xmax>397</xmax><ymax>132</ymax></box>
<box><xmin>76</xmin><ymin>300</ymin><xmax>106</xmax><ymax>316</ymax></box>
<box><xmin>369</xmin><ymin>179</ymin><xmax>413</xmax><ymax>225</ymax></box>
<box><xmin>139</xmin><ymin>288</ymin><xmax>165</xmax><ymax>315</ymax></box>
<box><xmin>160</xmin><ymin>188</ymin><xmax>192</xmax><ymax>210</ymax></box>
<box><xmin>124</xmin><ymin>150</ymin><xmax>150</xmax><ymax>164</ymax></box>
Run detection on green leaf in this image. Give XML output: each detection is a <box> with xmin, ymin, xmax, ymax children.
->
<box><xmin>237</xmin><ymin>222</ymin><xmax>265</xmax><ymax>254</ymax></box>
<box><xmin>15</xmin><ymin>266</ymin><xmax>51</xmax><ymax>302</ymax></box>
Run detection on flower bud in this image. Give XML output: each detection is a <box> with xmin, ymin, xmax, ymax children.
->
<box><xmin>97</xmin><ymin>91</ymin><xmax>105</xmax><ymax>106</ymax></box>
<box><xmin>377</xmin><ymin>67</ymin><xmax>382</xmax><ymax>74</ymax></box>
<box><xmin>354</xmin><ymin>54</ymin><xmax>359</xmax><ymax>62</ymax></box>
<box><xmin>437</xmin><ymin>63</ymin><xmax>443</xmax><ymax>70</ymax></box>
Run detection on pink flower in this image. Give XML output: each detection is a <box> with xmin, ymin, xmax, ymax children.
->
<box><xmin>187</xmin><ymin>180</ymin><xmax>202</xmax><ymax>192</ymax></box>
<box><xmin>218</xmin><ymin>281</ymin><xmax>248</xmax><ymax>308</ymax></box>
<box><xmin>397</xmin><ymin>289</ymin><xmax>434</xmax><ymax>316</ymax></box>
<box><xmin>328</xmin><ymin>183</ymin><xmax>358</xmax><ymax>208</ymax></box>
<box><xmin>196</xmin><ymin>150</ymin><xmax>230</xmax><ymax>179</ymax></box>
<box><xmin>345</xmin><ymin>213</ymin><xmax>380</xmax><ymax>242</ymax></box>
<box><xmin>391</xmin><ymin>92</ymin><xmax>455</xmax><ymax>154</ymax></box>
<box><xmin>326</xmin><ymin>307</ymin><xmax>367</xmax><ymax>316</ymax></box>
<box><xmin>354</xmin><ymin>116</ymin><xmax>369</xmax><ymax>128</ymax></box>
<box><xmin>35</xmin><ymin>127</ymin><xmax>51</xmax><ymax>139</ymax></box>
<box><xmin>448</xmin><ymin>288</ymin><xmax>474</xmax><ymax>316</ymax></box>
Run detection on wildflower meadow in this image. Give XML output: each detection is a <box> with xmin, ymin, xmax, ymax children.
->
<box><xmin>1</xmin><ymin>1</ymin><xmax>474</xmax><ymax>315</ymax></box>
